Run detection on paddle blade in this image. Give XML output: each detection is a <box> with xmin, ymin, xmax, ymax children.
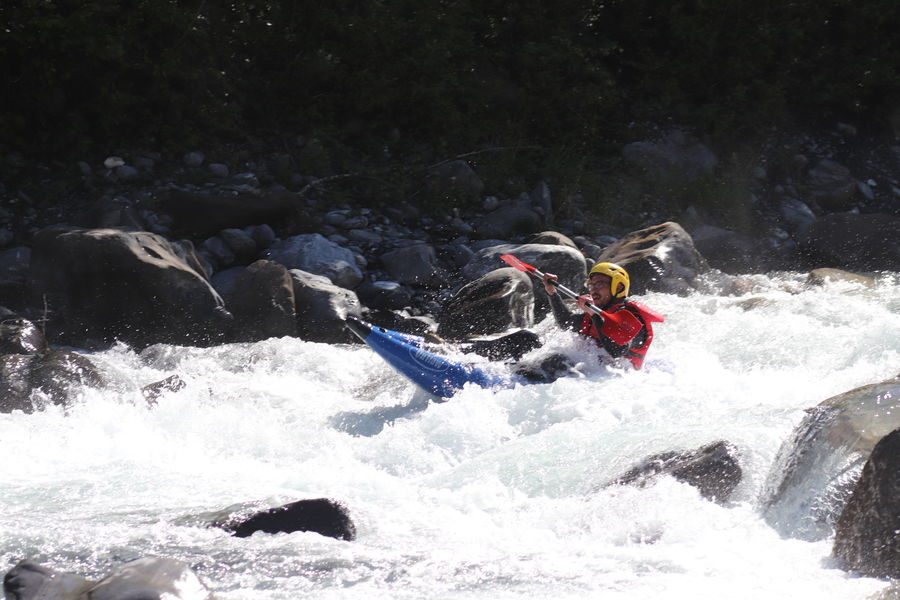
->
<box><xmin>499</xmin><ymin>254</ymin><xmax>536</xmax><ymax>273</ymax></box>
<box><xmin>599</xmin><ymin>309</ymin><xmax>644</xmax><ymax>344</ymax></box>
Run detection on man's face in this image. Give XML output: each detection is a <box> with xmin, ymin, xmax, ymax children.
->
<box><xmin>586</xmin><ymin>273</ymin><xmax>613</xmax><ymax>306</ymax></box>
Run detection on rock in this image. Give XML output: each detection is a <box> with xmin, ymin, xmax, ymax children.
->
<box><xmin>807</xmin><ymin>159</ymin><xmax>858</xmax><ymax>211</ymax></box>
<box><xmin>290</xmin><ymin>269</ymin><xmax>362</xmax><ymax>343</ymax></box>
<box><xmin>225</xmin><ymin>260</ymin><xmax>296</xmax><ymax>341</ymax></box>
<box><xmin>201</xmin><ymin>235</ymin><xmax>236</xmax><ymax>268</ymax></box>
<box><xmin>472</xmin><ymin>203</ymin><xmax>543</xmax><ymax>240</ymax></box>
<box><xmin>605</xmin><ymin>441</ymin><xmax>742</xmax><ymax>503</ymax></box>
<box><xmin>218</xmin><ymin>227</ymin><xmax>258</xmax><ymax>260</ymax></box>
<box><xmin>762</xmin><ymin>376</ymin><xmax>900</xmax><ymax>541</ymax></box>
<box><xmin>425</xmin><ymin>160</ymin><xmax>484</xmax><ymax>206</ymax></box>
<box><xmin>437</xmin><ymin>268</ymin><xmax>535</xmax><ymax>340</ymax></box>
<box><xmin>688</xmin><ymin>224</ymin><xmax>761</xmax><ymax>274</ymax></box>
<box><xmin>806</xmin><ymin>268</ymin><xmax>876</xmax><ymax>288</ymax></box>
<box><xmin>219</xmin><ymin>498</ymin><xmax>356</xmax><ymax>541</ymax></box>
<box><xmin>161</xmin><ymin>184</ymin><xmax>294</xmax><ymax>237</ymax></box>
<box><xmin>3</xmin><ymin>557</ymin><xmax>213</xmax><ymax>600</ymax></box>
<box><xmin>798</xmin><ymin>212</ymin><xmax>900</xmax><ymax>272</ymax></box>
<box><xmin>0</xmin><ymin>317</ymin><xmax>47</xmax><ymax>354</ymax></box>
<box><xmin>526</xmin><ymin>231</ymin><xmax>578</xmax><ymax>249</ymax></box>
<box><xmin>245</xmin><ymin>223</ymin><xmax>276</xmax><ymax>249</ymax></box>
<box><xmin>141</xmin><ymin>374</ymin><xmax>186</xmax><ymax>406</ymax></box>
<box><xmin>380</xmin><ymin>244</ymin><xmax>447</xmax><ymax>287</ymax></box>
<box><xmin>530</xmin><ymin>180</ymin><xmax>553</xmax><ymax>224</ymax></box>
<box><xmin>622</xmin><ymin>129</ymin><xmax>718</xmax><ymax>186</ymax></box>
<box><xmin>356</xmin><ymin>280</ymin><xmax>413</xmax><ymax>310</ymax></box>
<box><xmin>208</xmin><ymin>162</ymin><xmax>229</xmax><ymax>178</ymax></box>
<box><xmin>266</xmin><ymin>233</ymin><xmax>363</xmax><ymax>289</ymax></box>
<box><xmin>183</xmin><ymin>151</ymin><xmax>205</xmax><ymax>167</ymax></box>
<box><xmin>103</xmin><ymin>156</ymin><xmax>125</xmax><ymax>169</ymax></box>
<box><xmin>210</xmin><ymin>266</ymin><xmax>245</xmax><ymax>298</ymax></box>
<box><xmin>347</xmin><ymin>228</ymin><xmax>383</xmax><ymax>246</ymax></box>
<box><xmin>28</xmin><ymin>227</ymin><xmax>230</xmax><ymax>349</ymax></box>
<box><xmin>0</xmin><ymin>350</ymin><xmax>104</xmax><ymax>413</ymax></box>
<box><xmin>483</xmin><ymin>196</ymin><xmax>500</xmax><ymax>211</ymax></box>
<box><xmin>115</xmin><ymin>164</ymin><xmax>139</xmax><ymax>180</ymax></box>
<box><xmin>596</xmin><ymin>222</ymin><xmax>711</xmax><ymax>295</ymax></box>
<box><xmin>778</xmin><ymin>197</ymin><xmax>818</xmax><ymax>235</ymax></box>
<box><xmin>832</xmin><ymin>429</ymin><xmax>900</xmax><ymax>578</ymax></box>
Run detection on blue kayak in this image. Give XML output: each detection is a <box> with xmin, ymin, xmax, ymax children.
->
<box><xmin>345</xmin><ymin>316</ymin><xmax>512</xmax><ymax>398</ymax></box>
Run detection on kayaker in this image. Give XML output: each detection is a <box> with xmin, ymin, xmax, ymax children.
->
<box><xmin>541</xmin><ymin>262</ymin><xmax>663</xmax><ymax>369</ymax></box>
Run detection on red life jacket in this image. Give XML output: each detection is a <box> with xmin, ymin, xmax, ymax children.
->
<box><xmin>579</xmin><ymin>300</ymin><xmax>665</xmax><ymax>369</ymax></box>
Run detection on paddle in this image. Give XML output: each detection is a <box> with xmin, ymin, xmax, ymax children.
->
<box><xmin>499</xmin><ymin>253</ymin><xmax>643</xmax><ymax>342</ymax></box>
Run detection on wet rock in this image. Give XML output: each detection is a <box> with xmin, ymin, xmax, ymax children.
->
<box><xmin>472</xmin><ymin>202</ymin><xmax>543</xmax><ymax>240</ymax></box>
<box><xmin>183</xmin><ymin>151</ymin><xmax>205</xmax><ymax>167</ymax></box>
<box><xmin>833</xmin><ymin>429</ymin><xmax>900</xmax><ymax>578</ymax></box>
<box><xmin>778</xmin><ymin>197</ymin><xmax>817</xmax><ymax>235</ymax></box>
<box><xmin>245</xmin><ymin>223</ymin><xmax>276</xmax><ymax>249</ymax></box>
<box><xmin>0</xmin><ymin>350</ymin><xmax>104</xmax><ymax>413</ymax></box>
<box><xmin>596</xmin><ymin>222</ymin><xmax>710</xmax><ymax>296</ymax></box>
<box><xmin>218</xmin><ymin>227</ymin><xmax>258</xmax><ymax>260</ymax></box>
<box><xmin>806</xmin><ymin>268</ymin><xmax>876</xmax><ymax>288</ymax></box>
<box><xmin>762</xmin><ymin>376</ymin><xmax>900</xmax><ymax>541</ymax></box>
<box><xmin>798</xmin><ymin>212</ymin><xmax>900</xmax><ymax>272</ymax></box>
<box><xmin>437</xmin><ymin>268</ymin><xmax>535</xmax><ymax>340</ymax></box>
<box><xmin>380</xmin><ymin>244</ymin><xmax>447</xmax><ymax>288</ymax></box>
<box><xmin>605</xmin><ymin>440</ymin><xmax>742</xmax><ymax>503</ymax></box>
<box><xmin>0</xmin><ymin>317</ymin><xmax>47</xmax><ymax>354</ymax></box>
<box><xmin>29</xmin><ymin>227</ymin><xmax>230</xmax><ymax>349</ymax></box>
<box><xmin>425</xmin><ymin>160</ymin><xmax>484</xmax><ymax>206</ymax></box>
<box><xmin>356</xmin><ymin>280</ymin><xmax>413</xmax><ymax>310</ymax></box>
<box><xmin>527</xmin><ymin>230</ymin><xmax>578</xmax><ymax>249</ymax></box>
<box><xmin>225</xmin><ymin>260</ymin><xmax>296</xmax><ymax>341</ymax></box>
<box><xmin>216</xmin><ymin>498</ymin><xmax>356</xmax><ymax>541</ymax></box>
<box><xmin>3</xmin><ymin>557</ymin><xmax>213</xmax><ymax>600</ymax></box>
<box><xmin>290</xmin><ymin>269</ymin><xmax>362</xmax><ymax>343</ymax></box>
<box><xmin>807</xmin><ymin>159</ymin><xmax>858</xmax><ymax>211</ymax></box>
<box><xmin>141</xmin><ymin>374</ymin><xmax>186</xmax><ymax>406</ymax></box>
<box><xmin>266</xmin><ymin>233</ymin><xmax>363</xmax><ymax>289</ymax></box>
<box><xmin>161</xmin><ymin>184</ymin><xmax>294</xmax><ymax>237</ymax></box>
<box><xmin>689</xmin><ymin>224</ymin><xmax>761</xmax><ymax>274</ymax></box>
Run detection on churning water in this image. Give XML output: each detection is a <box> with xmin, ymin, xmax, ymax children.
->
<box><xmin>1</xmin><ymin>272</ymin><xmax>898</xmax><ymax>599</ymax></box>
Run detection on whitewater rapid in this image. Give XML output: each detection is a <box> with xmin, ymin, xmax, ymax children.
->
<box><xmin>1</xmin><ymin>272</ymin><xmax>898</xmax><ymax>599</ymax></box>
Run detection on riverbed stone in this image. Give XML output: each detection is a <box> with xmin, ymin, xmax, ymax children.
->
<box><xmin>290</xmin><ymin>269</ymin><xmax>362</xmax><ymax>343</ymax></box>
<box><xmin>225</xmin><ymin>260</ymin><xmax>296</xmax><ymax>341</ymax></box>
<box><xmin>437</xmin><ymin>268</ymin><xmax>535</xmax><ymax>340</ymax></box>
<box><xmin>266</xmin><ymin>233</ymin><xmax>363</xmax><ymax>289</ymax></box>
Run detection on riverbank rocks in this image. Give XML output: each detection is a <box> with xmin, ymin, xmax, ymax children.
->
<box><xmin>604</xmin><ymin>440</ymin><xmax>742</xmax><ymax>503</ymax></box>
<box><xmin>437</xmin><ymin>268</ymin><xmax>534</xmax><ymax>340</ymax></box>
<box><xmin>762</xmin><ymin>376</ymin><xmax>900</xmax><ymax>541</ymax></box>
<box><xmin>224</xmin><ymin>260</ymin><xmax>296</xmax><ymax>342</ymax></box>
<box><xmin>28</xmin><ymin>227</ymin><xmax>230</xmax><ymax>349</ymax></box>
<box><xmin>688</xmin><ymin>224</ymin><xmax>761</xmax><ymax>274</ymax></box>
<box><xmin>216</xmin><ymin>498</ymin><xmax>356</xmax><ymax>541</ymax></box>
<box><xmin>806</xmin><ymin>159</ymin><xmax>859</xmax><ymax>211</ymax></box>
<box><xmin>473</xmin><ymin>201</ymin><xmax>544</xmax><ymax>240</ymax></box>
<box><xmin>290</xmin><ymin>269</ymin><xmax>362</xmax><ymax>343</ymax></box>
<box><xmin>0</xmin><ymin>350</ymin><xmax>104</xmax><ymax>412</ymax></box>
<box><xmin>798</xmin><ymin>212</ymin><xmax>900</xmax><ymax>271</ymax></box>
<box><xmin>833</xmin><ymin>429</ymin><xmax>900</xmax><ymax>578</ymax></box>
<box><xmin>622</xmin><ymin>129</ymin><xmax>718</xmax><ymax>186</ymax></box>
<box><xmin>3</xmin><ymin>557</ymin><xmax>213</xmax><ymax>600</ymax></box>
<box><xmin>161</xmin><ymin>182</ymin><xmax>294</xmax><ymax>237</ymax></box>
<box><xmin>266</xmin><ymin>233</ymin><xmax>363</xmax><ymax>289</ymax></box>
<box><xmin>380</xmin><ymin>244</ymin><xmax>447</xmax><ymax>287</ymax></box>
<box><xmin>596</xmin><ymin>222</ymin><xmax>710</xmax><ymax>295</ymax></box>
<box><xmin>0</xmin><ymin>316</ymin><xmax>47</xmax><ymax>354</ymax></box>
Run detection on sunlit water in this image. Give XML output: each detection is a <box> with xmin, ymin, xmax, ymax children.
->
<box><xmin>1</xmin><ymin>272</ymin><xmax>898</xmax><ymax>599</ymax></box>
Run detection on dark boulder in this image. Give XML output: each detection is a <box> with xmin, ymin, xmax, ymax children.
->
<box><xmin>225</xmin><ymin>259</ymin><xmax>296</xmax><ymax>342</ymax></box>
<box><xmin>219</xmin><ymin>498</ymin><xmax>356</xmax><ymax>541</ymax></box>
<box><xmin>161</xmin><ymin>182</ymin><xmax>294</xmax><ymax>237</ymax></box>
<box><xmin>0</xmin><ymin>350</ymin><xmax>104</xmax><ymax>413</ymax></box>
<box><xmin>605</xmin><ymin>441</ymin><xmax>742</xmax><ymax>503</ymax></box>
<box><xmin>290</xmin><ymin>269</ymin><xmax>362</xmax><ymax>343</ymax></box>
<box><xmin>379</xmin><ymin>244</ymin><xmax>448</xmax><ymax>288</ymax></box>
<box><xmin>437</xmin><ymin>268</ymin><xmax>534</xmax><ymax>340</ymax></box>
<box><xmin>833</xmin><ymin>429</ymin><xmax>900</xmax><ymax>578</ymax></box>
<box><xmin>473</xmin><ymin>203</ymin><xmax>544</xmax><ymax>240</ymax></box>
<box><xmin>596</xmin><ymin>222</ymin><xmax>711</xmax><ymax>296</ymax></box>
<box><xmin>0</xmin><ymin>317</ymin><xmax>47</xmax><ymax>355</ymax></box>
<box><xmin>29</xmin><ymin>227</ymin><xmax>230</xmax><ymax>349</ymax></box>
<box><xmin>141</xmin><ymin>374</ymin><xmax>187</xmax><ymax>407</ymax></box>
<box><xmin>526</xmin><ymin>231</ymin><xmax>578</xmax><ymax>249</ymax></box>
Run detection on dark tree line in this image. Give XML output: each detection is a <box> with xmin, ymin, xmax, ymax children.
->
<box><xmin>2</xmin><ymin>0</ymin><xmax>899</xmax><ymax>160</ymax></box>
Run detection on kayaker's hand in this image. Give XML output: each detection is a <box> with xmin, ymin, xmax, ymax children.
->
<box><xmin>542</xmin><ymin>273</ymin><xmax>558</xmax><ymax>295</ymax></box>
<box><xmin>576</xmin><ymin>294</ymin><xmax>593</xmax><ymax>312</ymax></box>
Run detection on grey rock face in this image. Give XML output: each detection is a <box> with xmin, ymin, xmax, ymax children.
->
<box><xmin>290</xmin><ymin>269</ymin><xmax>362</xmax><ymax>343</ymax></box>
<box><xmin>267</xmin><ymin>233</ymin><xmax>363</xmax><ymax>289</ymax></box>
<box><xmin>437</xmin><ymin>268</ymin><xmax>535</xmax><ymax>340</ymax></box>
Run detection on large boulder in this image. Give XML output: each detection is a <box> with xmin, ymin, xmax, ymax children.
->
<box><xmin>688</xmin><ymin>224</ymin><xmax>761</xmax><ymax>274</ymax></box>
<box><xmin>28</xmin><ymin>227</ymin><xmax>230</xmax><ymax>349</ymax></box>
<box><xmin>0</xmin><ymin>350</ymin><xmax>104</xmax><ymax>413</ymax></box>
<box><xmin>215</xmin><ymin>498</ymin><xmax>356</xmax><ymax>541</ymax></box>
<box><xmin>266</xmin><ymin>233</ymin><xmax>363</xmax><ymax>289</ymax></box>
<box><xmin>424</xmin><ymin>160</ymin><xmax>484</xmax><ymax>207</ymax></box>
<box><xmin>379</xmin><ymin>244</ymin><xmax>448</xmax><ymax>288</ymax></box>
<box><xmin>833</xmin><ymin>429</ymin><xmax>900</xmax><ymax>578</ymax></box>
<box><xmin>604</xmin><ymin>440</ymin><xmax>742</xmax><ymax>504</ymax></box>
<box><xmin>596</xmin><ymin>222</ymin><xmax>711</xmax><ymax>295</ymax></box>
<box><xmin>224</xmin><ymin>260</ymin><xmax>296</xmax><ymax>342</ymax></box>
<box><xmin>0</xmin><ymin>317</ymin><xmax>47</xmax><ymax>355</ymax></box>
<box><xmin>437</xmin><ymin>268</ymin><xmax>534</xmax><ymax>340</ymax></box>
<box><xmin>462</xmin><ymin>243</ymin><xmax>586</xmax><ymax>318</ymax></box>
<box><xmin>798</xmin><ymin>213</ymin><xmax>900</xmax><ymax>272</ymax></box>
<box><xmin>3</xmin><ymin>557</ymin><xmax>213</xmax><ymax>600</ymax></box>
<box><xmin>806</xmin><ymin>159</ymin><xmax>858</xmax><ymax>211</ymax></box>
<box><xmin>472</xmin><ymin>202</ymin><xmax>544</xmax><ymax>240</ymax></box>
<box><xmin>762</xmin><ymin>376</ymin><xmax>900</xmax><ymax>541</ymax></box>
<box><xmin>290</xmin><ymin>269</ymin><xmax>362</xmax><ymax>343</ymax></box>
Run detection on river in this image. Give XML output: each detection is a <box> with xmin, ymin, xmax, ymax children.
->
<box><xmin>1</xmin><ymin>271</ymin><xmax>898</xmax><ymax>599</ymax></box>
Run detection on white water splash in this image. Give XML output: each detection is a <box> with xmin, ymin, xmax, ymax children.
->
<box><xmin>0</xmin><ymin>272</ymin><xmax>897</xmax><ymax>599</ymax></box>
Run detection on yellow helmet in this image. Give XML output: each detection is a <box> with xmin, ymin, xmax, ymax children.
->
<box><xmin>589</xmin><ymin>262</ymin><xmax>630</xmax><ymax>299</ymax></box>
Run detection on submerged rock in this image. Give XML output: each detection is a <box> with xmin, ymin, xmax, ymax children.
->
<box><xmin>0</xmin><ymin>350</ymin><xmax>104</xmax><ymax>413</ymax></box>
<box><xmin>761</xmin><ymin>376</ymin><xmax>900</xmax><ymax>541</ymax></box>
<box><xmin>213</xmin><ymin>498</ymin><xmax>356</xmax><ymax>541</ymax></box>
<box><xmin>603</xmin><ymin>440</ymin><xmax>742</xmax><ymax>503</ymax></box>
<box><xmin>833</xmin><ymin>429</ymin><xmax>900</xmax><ymax>579</ymax></box>
<box><xmin>3</xmin><ymin>557</ymin><xmax>213</xmax><ymax>600</ymax></box>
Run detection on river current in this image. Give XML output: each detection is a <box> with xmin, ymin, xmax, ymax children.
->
<box><xmin>1</xmin><ymin>272</ymin><xmax>898</xmax><ymax>599</ymax></box>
